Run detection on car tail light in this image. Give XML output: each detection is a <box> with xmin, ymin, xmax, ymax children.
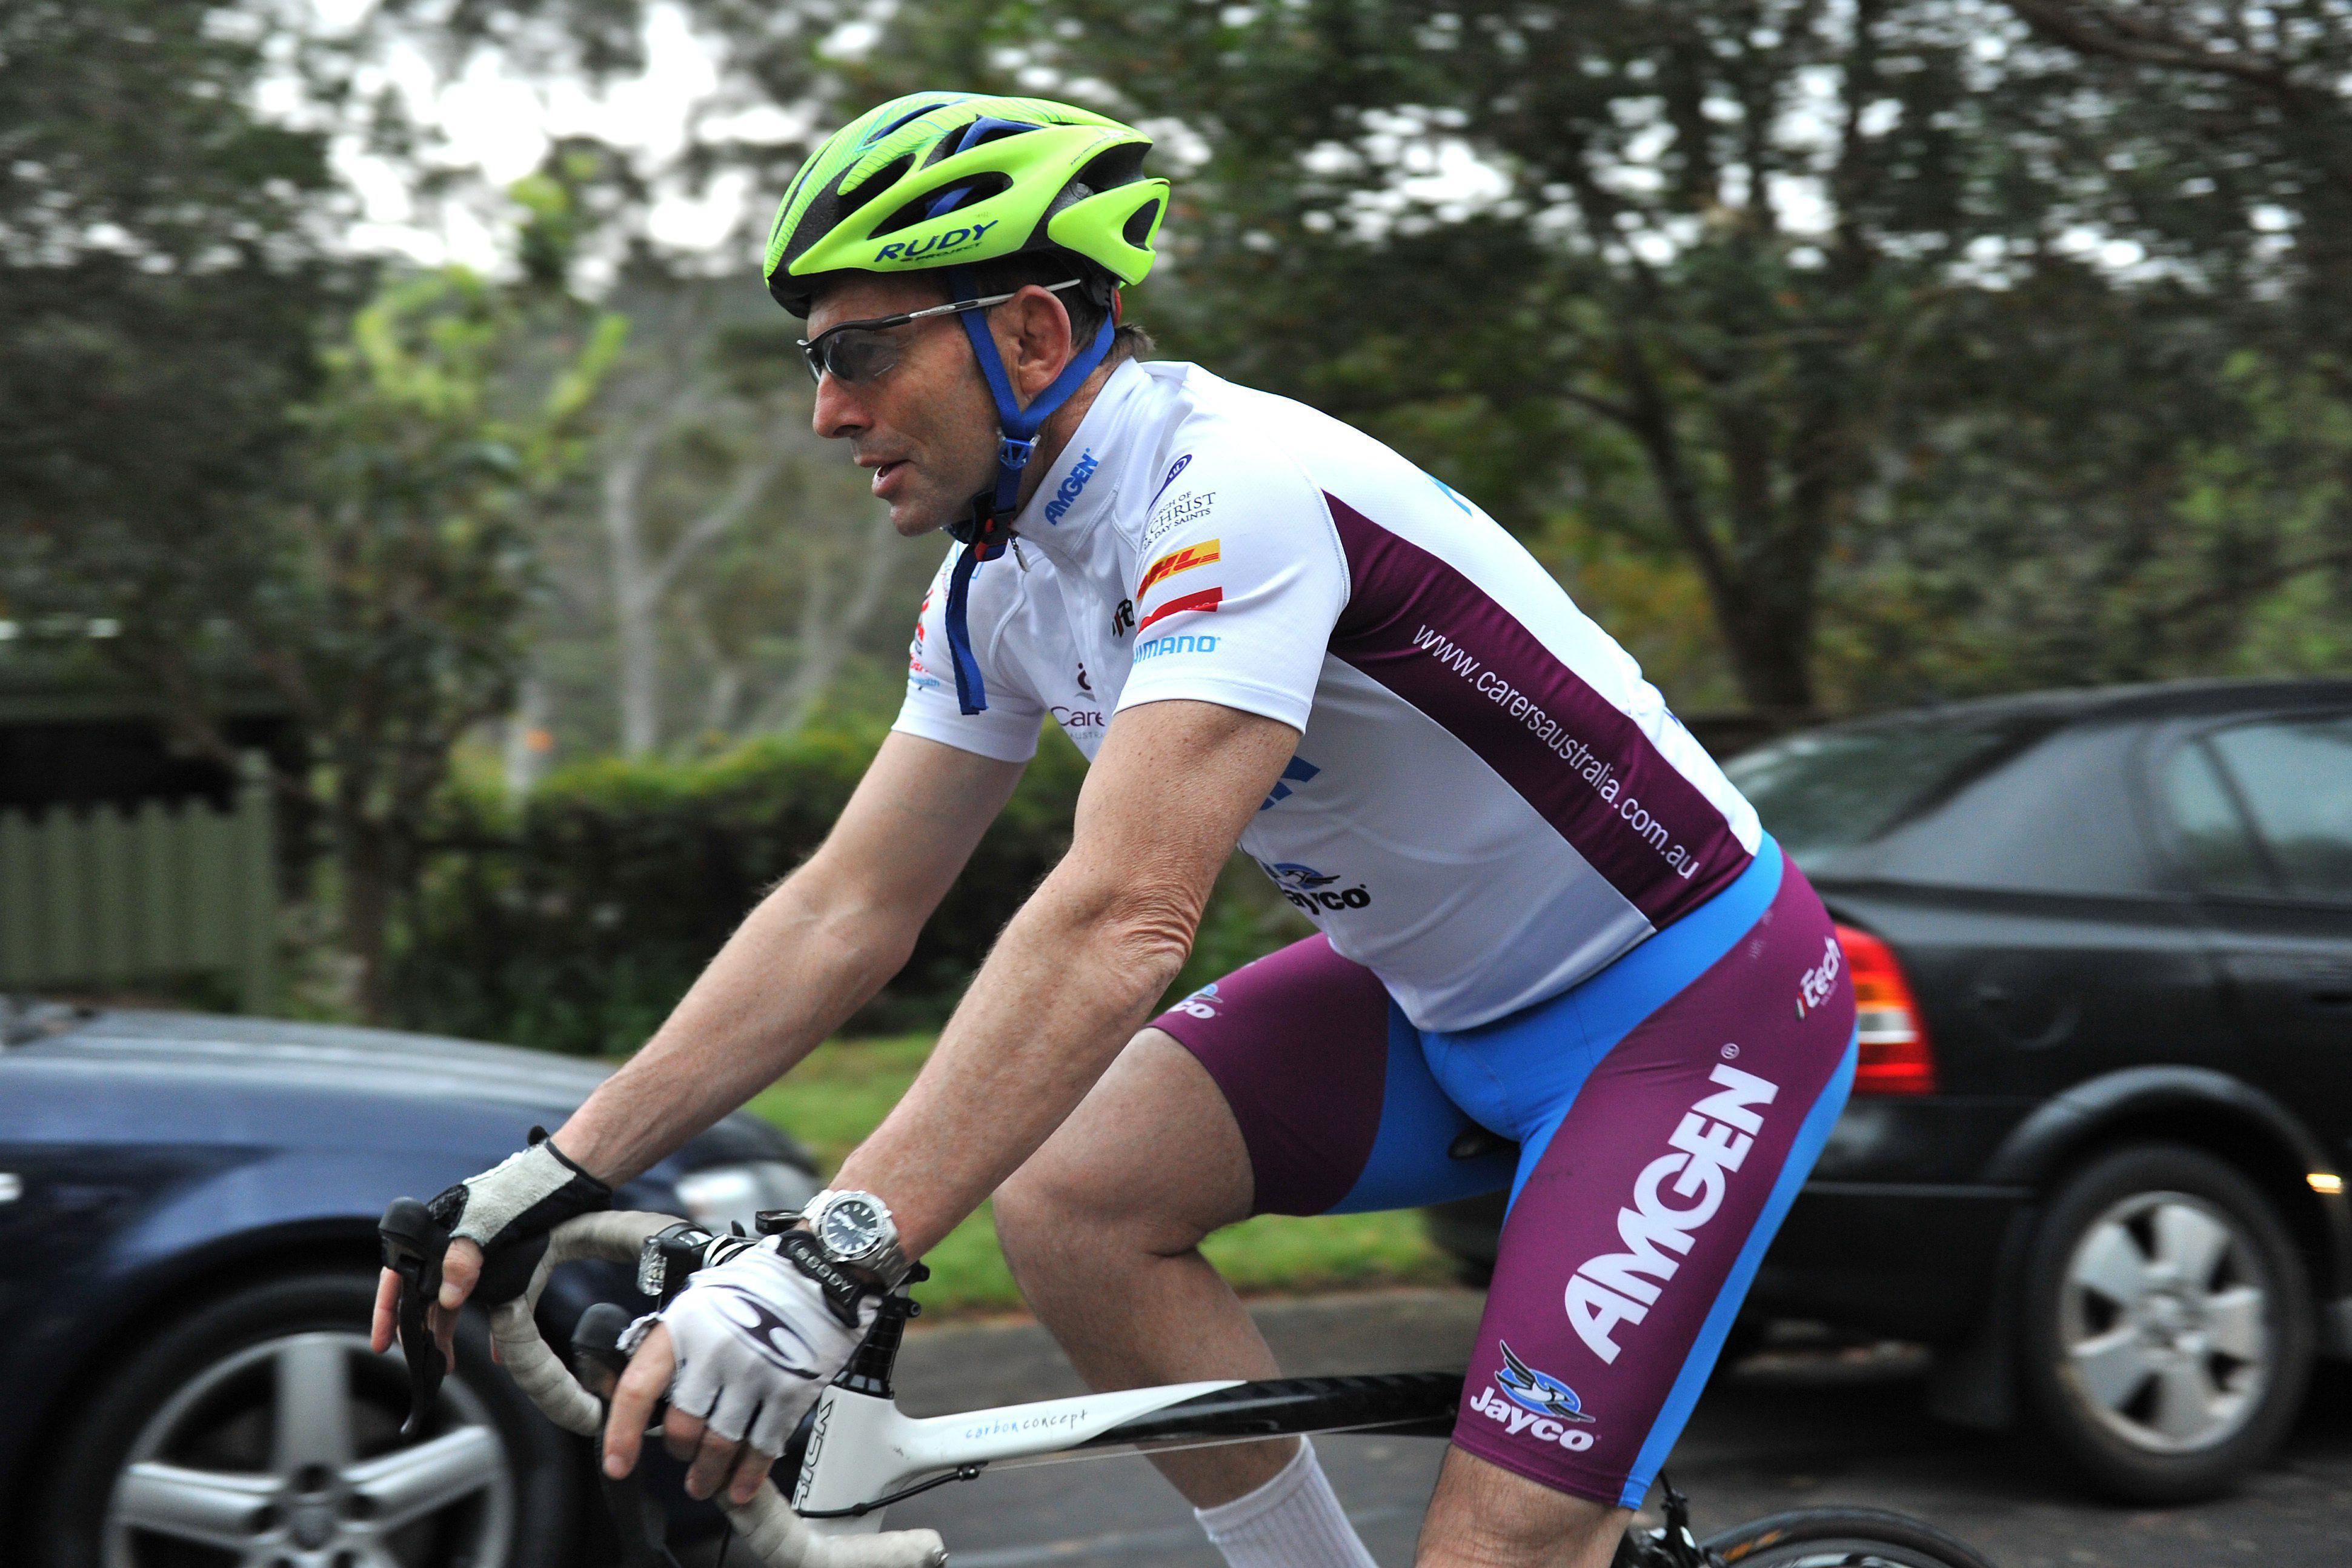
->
<box><xmin>1834</xmin><ymin>923</ymin><xmax>1938</xmax><ymax>1095</ymax></box>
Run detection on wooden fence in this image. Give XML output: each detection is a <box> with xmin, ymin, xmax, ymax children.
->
<box><xmin>0</xmin><ymin>754</ymin><xmax>276</xmax><ymax>1010</ymax></box>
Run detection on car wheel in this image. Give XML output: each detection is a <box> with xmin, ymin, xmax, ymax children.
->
<box><xmin>2018</xmin><ymin>1143</ymin><xmax>2314</xmax><ymax>1502</ymax></box>
<box><xmin>36</xmin><ymin>1267</ymin><xmax>579</xmax><ymax>1568</ymax></box>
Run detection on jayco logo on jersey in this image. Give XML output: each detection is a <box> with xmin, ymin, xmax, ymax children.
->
<box><xmin>1466</xmin><ymin>1344</ymin><xmax>1596</xmax><ymax>1452</ymax></box>
<box><xmin>1796</xmin><ymin>934</ymin><xmax>1842</xmax><ymax>1018</ymax></box>
<box><xmin>873</xmin><ymin>219</ymin><xmax>997</xmax><ymax>263</ymax></box>
<box><xmin>1564</xmin><ymin>1063</ymin><xmax>1779</xmax><ymax>1364</ymax></box>
<box><xmin>1043</xmin><ymin>448</ymin><xmax>1100</xmax><ymax>524</ymax></box>
<box><xmin>1258</xmin><ymin>860</ymin><xmax>1371</xmax><ymax>912</ymax></box>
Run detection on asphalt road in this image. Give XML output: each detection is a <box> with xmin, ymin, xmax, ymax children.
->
<box><xmin>872</xmin><ymin>1288</ymin><xmax>2352</xmax><ymax>1568</ymax></box>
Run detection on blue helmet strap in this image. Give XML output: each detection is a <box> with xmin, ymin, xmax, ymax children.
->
<box><xmin>938</xmin><ymin>263</ymin><xmax>1115</xmax><ymax>713</ymax></box>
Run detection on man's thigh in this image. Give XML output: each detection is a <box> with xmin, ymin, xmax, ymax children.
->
<box><xmin>1010</xmin><ymin>1024</ymin><xmax>1257</xmax><ymax>1252</ymax></box>
<box><xmin>1147</xmin><ymin>934</ymin><xmax>1517</xmax><ymax>1220</ymax></box>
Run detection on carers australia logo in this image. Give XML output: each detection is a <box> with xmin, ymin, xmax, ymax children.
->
<box><xmin>1465</xmin><ymin>1343</ymin><xmax>1596</xmax><ymax>1453</ymax></box>
<box><xmin>1043</xmin><ymin>448</ymin><xmax>1100</xmax><ymax>525</ymax></box>
<box><xmin>1258</xmin><ymin>860</ymin><xmax>1371</xmax><ymax>914</ymax></box>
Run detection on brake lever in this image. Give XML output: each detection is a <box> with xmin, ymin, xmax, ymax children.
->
<box><xmin>574</xmin><ymin>1300</ymin><xmax>686</xmax><ymax>1568</ymax></box>
<box><xmin>379</xmin><ymin>1198</ymin><xmax>448</xmax><ymax>1441</ymax></box>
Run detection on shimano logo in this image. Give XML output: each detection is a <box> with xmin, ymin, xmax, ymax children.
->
<box><xmin>1797</xmin><ymin>934</ymin><xmax>1842</xmax><ymax>1018</ymax></box>
<box><xmin>1133</xmin><ymin>632</ymin><xmax>1215</xmax><ymax>661</ymax></box>
<box><xmin>1043</xmin><ymin>448</ymin><xmax>1099</xmax><ymax>524</ymax></box>
<box><xmin>874</xmin><ymin>219</ymin><xmax>997</xmax><ymax>263</ymax></box>
<box><xmin>1564</xmin><ymin>1064</ymin><xmax>1779</xmax><ymax>1364</ymax></box>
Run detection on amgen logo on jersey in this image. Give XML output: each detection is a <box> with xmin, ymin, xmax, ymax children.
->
<box><xmin>1043</xmin><ymin>448</ymin><xmax>1100</xmax><ymax>524</ymax></box>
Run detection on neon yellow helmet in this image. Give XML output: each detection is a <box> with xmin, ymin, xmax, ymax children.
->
<box><xmin>762</xmin><ymin>91</ymin><xmax>1168</xmax><ymax>317</ymax></box>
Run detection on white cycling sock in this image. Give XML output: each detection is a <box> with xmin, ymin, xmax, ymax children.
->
<box><xmin>1194</xmin><ymin>1440</ymin><xmax>1379</xmax><ymax>1568</ymax></box>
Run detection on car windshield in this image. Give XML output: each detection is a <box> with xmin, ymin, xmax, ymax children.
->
<box><xmin>1723</xmin><ymin>718</ymin><xmax>2041</xmax><ymax>859</ymax></box>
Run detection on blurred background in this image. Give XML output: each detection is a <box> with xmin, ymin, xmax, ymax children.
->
<box><xmin>4</xmin><ymin>4</ymin><xmax>2351</xmax><ymax>1565</ymax></box>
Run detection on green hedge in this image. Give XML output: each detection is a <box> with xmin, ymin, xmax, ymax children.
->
<box><xmin>398</xmin><ymin>722</ymin><xmax>1305</xmax><ymax>1056</ymax></box>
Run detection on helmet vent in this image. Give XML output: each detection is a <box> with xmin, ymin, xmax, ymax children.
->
<box><xmin>1123</xmin><ymin>197</ymin><xmax>1163</xmax><ymax>248</ymax></box>
<box><xmin>874</xmin><ymin>174</ymin><xmax>1012</xmax><ymax>236</ymax></box>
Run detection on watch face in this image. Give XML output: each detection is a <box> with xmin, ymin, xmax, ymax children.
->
<box><xmin>818</xmin><ymin>1195</ymin><xmax>884</xmax><ymax>1259</ymax></box>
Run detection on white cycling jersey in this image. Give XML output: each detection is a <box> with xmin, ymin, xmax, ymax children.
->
<box><xmin>894</xmin><ymin>359</ymin><xmax>1762</xmax><ymax>1032</ymax></box>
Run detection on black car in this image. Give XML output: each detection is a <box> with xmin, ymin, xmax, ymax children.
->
<box><xmin>1432</xmin><ymin>678</ymin><xmax>2352</xmax><ymax>1501</ymax></box>
<box><xmin>0</xmin><ymin>1006</ymin><xmax>819</xmax><ymax>1568</ymax></box>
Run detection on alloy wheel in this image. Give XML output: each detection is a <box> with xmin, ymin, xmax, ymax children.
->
<box><xmin>2056</xmin><ymin>1189</ymin><xmax>2270</xmax><ymax>1454</ymax></box>
<box><xmin>103</xmin><ymin>1329</ymin><xmax>516</xmax><ymax>1568</ymax></box>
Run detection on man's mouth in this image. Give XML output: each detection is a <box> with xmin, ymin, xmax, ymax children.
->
<box><xmin>868</xmin><ymin>458</ymin><xmax>905</xmax><ymax>497</ymax></box>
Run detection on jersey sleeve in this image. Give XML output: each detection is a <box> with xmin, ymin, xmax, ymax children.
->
<box><xmin>889</xmin><ymin>547</ymin><xmax>1049</xmax><ymax>762</ymax></box>
<box><xmin>1114</xmin><ymin>436</ymin><xmax>1347</xmax><ymax>732</ymax></box>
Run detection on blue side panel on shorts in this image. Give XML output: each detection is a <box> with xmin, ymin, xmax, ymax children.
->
<box><xmin>1616</xmin><ymin>1028</ymin><xmax>1859</xmax><ymax>1507</ymax></box>
<box><xmin>1427</xmin><ymin>839</ymin><xmax>1787</xmax><ymax>1206</ymax></box>
<box><xmin>1329</xmin><ymin>1003</ymin><xmax>1518</xmax><ymax>1214</ymax></box>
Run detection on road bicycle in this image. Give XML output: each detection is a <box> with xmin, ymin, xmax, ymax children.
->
<box><xmin>381</xmin><ymin>1201</ymin><xmax>1998</xmax><ymax>1568</ymax></box>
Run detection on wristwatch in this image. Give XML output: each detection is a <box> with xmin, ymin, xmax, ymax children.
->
<box><xmin>800</xmin><ymin>1188</ymin><xmax>912</xmax><ymax>1286</ymax></box>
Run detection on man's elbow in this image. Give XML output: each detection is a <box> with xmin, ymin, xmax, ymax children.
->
<box><xmin>1084</xmin><ymin>885</ymin><xmax>1202</xmax><ymax>995</ymax></box>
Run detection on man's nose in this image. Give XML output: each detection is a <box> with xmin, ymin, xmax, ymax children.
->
<box><xmin>811</xmin><ymin>371</ymin><xmax>865</xmax><ymax>440</ymax></box>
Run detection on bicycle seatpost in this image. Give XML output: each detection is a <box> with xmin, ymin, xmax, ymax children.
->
<box><xmin>378</xmin><ymin>1197</ymin><xmax>448</xmax><ymax>1441</ymax></box>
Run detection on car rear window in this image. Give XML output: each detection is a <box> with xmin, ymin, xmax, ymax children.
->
<box><xmin>1722</xmin><ymin>720</ymin><xmax>2039</xmax><ymax>859</ymax></box>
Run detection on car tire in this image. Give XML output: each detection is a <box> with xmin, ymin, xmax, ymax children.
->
<box><xmin>35</xmin><ymin>1267</ymin><xmax>580</xmax><ymax>1568</ymax></box>
<box><xmin>2018</xmin><ymin>1143</ymin><xmax>2314</xmax><ymax>1503</ymax></box>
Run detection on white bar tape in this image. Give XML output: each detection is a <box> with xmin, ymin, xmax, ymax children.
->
<box><xmin>723</xmin><ymin>1487</ymin><xmax>948</xmax><ymax>1568</ymax></box>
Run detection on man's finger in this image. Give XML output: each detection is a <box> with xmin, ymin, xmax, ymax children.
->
<box><xmin>370</xmin><ymin>1268</ymin><xmax>402</xmax><ymax>1355</ymax></box>
<box><xmin>439</xmin><ymin>1237</ymin><xmax>483</xmax><ymax>1312</ymax></box>
<box><xmin>726</xmin><ymin>1444</ymin><xmax>780</xmax><ymax>1507</ymax></box>
<box><xmin>429</xmin><ymin>1301</ymin><xmax>458</xmax><ymax>1367</ymax></box>
<box><xmin>663</xmin><ymin>1404</ymin><xmax>705</xmax><ymax>1463</ymax></box>
<box><xmin>683</xmin><ymin>1425</ymin><xmax>742</xmax><ymax>1502</ymax></box>
<box><xmin>605</xmin><ymin>1325</ymin><xmax>676</xmax><ymax>1480</ymax></box>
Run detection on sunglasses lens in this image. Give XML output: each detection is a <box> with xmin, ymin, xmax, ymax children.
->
<box><xmin>826</xmin><ymin>330</ymin><xmax>900</xmax><ymax>384</ymax></box>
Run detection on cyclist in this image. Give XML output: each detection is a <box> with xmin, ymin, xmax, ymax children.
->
<box><xmin>373</xmin><ymin>92</ymin><xmax>1859</xmax><ymax>1568</ymax></box>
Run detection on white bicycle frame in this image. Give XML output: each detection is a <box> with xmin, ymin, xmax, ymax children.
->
<box><xmin>492</xmin><ymin>1212</ymin><xmax>1459</xmax><ymax>1568</ymax></box>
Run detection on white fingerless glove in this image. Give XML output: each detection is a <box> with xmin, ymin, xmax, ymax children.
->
<box><xmin>655</xmin><ymin>1241</ymin><xmax>878</xmax><ymax>1456</ymax></box>
<box><xmin>427</xmin><ymin>1128</ymin><xmax>611</xmax><ymax>1303</ymax></box>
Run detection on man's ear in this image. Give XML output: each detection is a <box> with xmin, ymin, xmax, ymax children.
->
<box><xmin>1002</xmin><ymin>285</ymin><xmax>1076</xmax><ymax>400</ymax></box>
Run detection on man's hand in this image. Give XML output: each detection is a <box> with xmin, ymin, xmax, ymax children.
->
<box><xmin>369</xmin><ymin>1237</ymin><xmax>483</xmax><ymax>1363</ymax></box>
<box><xmin>367</xmin><ymin>1134</ymin><xmax>611</xmax><ymax>1363</ymax></box>
<box><xmin>602</xmin><ymin>1243</ymin><xmax>875</xmax><ymax>1506</ymax></box>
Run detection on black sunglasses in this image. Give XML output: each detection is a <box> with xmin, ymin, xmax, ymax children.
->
<box><xmin>797</xmin><ymin>279</ymin><xmax>1085</xmax><ymax>385</ymax></box>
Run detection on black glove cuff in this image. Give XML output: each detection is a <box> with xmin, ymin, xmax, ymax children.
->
<box><xmin>776</xmin><ymin>1230</ymin><xmax>879</xmax><ymax>1330</ymax></box>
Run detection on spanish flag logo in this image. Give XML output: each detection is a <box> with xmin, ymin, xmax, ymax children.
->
<box><xmin>1139</xmin><ymin>539</ymin><xmax>1221</xmax><ymax>599</ymax></box>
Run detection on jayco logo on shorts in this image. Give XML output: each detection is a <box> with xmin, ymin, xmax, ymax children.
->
<box><xmin>1168</xmin><ymin>981</ymin><xmax>1221</xmax><ymax>1020</ymax></box>
<box><xmin>1466</xmin><ymin>1344</ymin><xmax>1596</xmax><ymax>1452</ymax></box>
<box><xmin>1796</xmin><ymin>934</ymin><xmax>1841</xmax><ymax>1018</ymax></box>
<box><xmin>1564</xmin><ymin>1064</ymin><xmax>1780</xmax><ymax>1364</ymax></box>
<box><xmin>1043</xmin><ymin>448</ymin><xmax>1099</xmax><ymax>524</ymax></box>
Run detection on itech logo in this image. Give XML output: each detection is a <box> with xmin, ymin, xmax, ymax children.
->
<box><xmin>874</xmin><ymin>219</ymin><xmax>997</xmax><ymax>263</ymax></box>
<box><xmin>1043</xmin><ymin>448</ymin><xmax>1100</xmax><ymax>524</ymax></box>
<box><xmin>1564</xmin><ymin>1064</ymin><xmax>1779</xmax><ymax>1364</ymax></box>
<box><xmin>1796</xmin><ymin>934</ymin><xmax>1842</xmax><ymax>1018</ymax></box>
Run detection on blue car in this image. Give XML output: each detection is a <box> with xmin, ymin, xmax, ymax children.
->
<box><xmin>0</xmin><ymin>1002</ymin><xmax>820</xmax><ymax>1568</ymax></box>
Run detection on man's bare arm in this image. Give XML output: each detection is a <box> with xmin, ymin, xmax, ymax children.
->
<box><xmin>832</xmin><ymin>700</ymin><xmax>1299</xmax><ymax>1255</ymax></box>
<box><xmin>553</xmin><ymin>732</ymin><xmax>1028</xmax><ymax>1185</ymax></box>
<box><xmin>371</xmin><ymin>732</ymin><xmax>1023</xmax><ymax>1351</ymax></box>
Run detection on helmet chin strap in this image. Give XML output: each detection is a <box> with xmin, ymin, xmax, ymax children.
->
<box><xmin>938</xmin><ymin>265</ymin><xmax>1116</xmax><ymax>714</ymax></box>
